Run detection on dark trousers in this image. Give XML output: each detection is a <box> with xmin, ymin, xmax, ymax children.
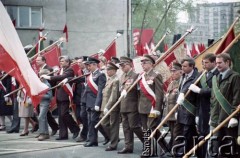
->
<box><xmin>87</xmin><ymin>109</ymin><xmax>100</xmax><ymax>143</ymax></box>
<box><xmin>172</xmin><ymin>123</ymin><xmax>199</xmax><ymax>157</ymax></box>
<box><xmin>87</xmin><ymin>109</ymin><xmax>108</xmax><ymax>143</ymax></box>
<box><xmin>80</xmin><ymin>103</ymin><xmax>88</xmax><ymax>139</ymax></box>
<box><xmin>47</xmin><ymin>111</ymin><xmax>59</xmax><ymax>131</ymax></box>
<box><xmin>198</xmin><ymin>104</ymin><xmax>210</xmax><ymax>158</ymax></box>
<box><xmin>9</xmin><ymin>98</ymin><xmax>20</xmax><ymax>131</ymax></box>
<box><xmin>76</xmin><ymin>103</ymin><xmax>81</xmax><ymax>124</ymax></box>
<box><xmin>57</xmin><ymin>101</ymin><xmax>79</xmax><ymax>138</ymax></box>
<box><xmin>168</xmin><ymin>121</ymin><xmax>176</xmax><ymax>149</ymax></box>
<box><xmin>215</xmin><ymin>127</ymin><xmax>239</xmax><ymax>158</ymax></box>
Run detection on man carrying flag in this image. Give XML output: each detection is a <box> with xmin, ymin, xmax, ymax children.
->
<box><xmin>41</xmin><ymin>56</ymin><xmax>80</xmax><ymax>140</ymax></box>
<box><xmin>209</xmin><ymin>53</ymin><xmax>240</xmax><ymax>157</ymax></box>
<box><xmin>138</xmin><ymin>54</ymin><xmax>168</xmax><ymax>157</ymax></box>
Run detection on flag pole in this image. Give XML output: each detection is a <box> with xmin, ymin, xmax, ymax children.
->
<box><xmin>214</xmin><ymin>17</ymin><xmax>239</xmax><ymax>54</ymax></box>
<box><xmin>26</xmin><ymin>32</ymin><xmax>49</xmax><ymax>57</ymax></box>
<box><xmin>0</xmin><ymin>68</ymin><xmax>15</xmax><ymax>81</ymax></box>
<box><xmin>148</xmin><ymin>70</ymin><xmax>206</xmax><ymax>139</ymax></box>
<box><xmin>94</xmin><ymin>27</ymin><xmax>194</xmax><ymax>129</ymax></box>
<box><xmin>183</xmin><ymin>106</ymin><xmax>240</xmax><ymax>158</ymax></box>
<box><xmin>4</xmin><ymin>70</ymin><xmax>56</xmax><ymax>97</ymax></box>
<box><xmin>29</xmin><ymin>37</ymin><xmax>65</xmax><ymax>61</ymax></box>
<box><xmin>149</xmin><ymin>32</ymin><xmax>240</xmax><ymax>140</ymax></box>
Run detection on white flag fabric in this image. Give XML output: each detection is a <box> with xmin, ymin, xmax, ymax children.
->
<box><xmin>0</xmin><ymin>2</ymin><xmax>48</xmax><ymax>106</ymax></box>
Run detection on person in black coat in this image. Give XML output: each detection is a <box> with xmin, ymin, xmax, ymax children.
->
<box><xmin>188</xmin><ymin>53</ymin><xmax>219</xmax><ymax>157</ymax></box>
<box><xmin>41</xmin><ymin>56</ymin><xmax>80</xmax><ymax>140</ymax></box>
<box><xmin>172</xmin><ymin>58</ymin><xmax>200</xmax><ymax>157</ymax></box>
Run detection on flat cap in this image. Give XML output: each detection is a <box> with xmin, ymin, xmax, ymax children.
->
<box><xmin>119</xmin><ymin>56</ymin><xmax>132</xmax><ymax>64</ymax></box>
<box><xmin>170</xmin><ymin>61</ymin><xmax>182</xmax><ymax>71</ymax></box>
<box><xmin>80</xmin><ymin>56</ymin><xmax>88</xmax><ymax>62</ymax></box>
<box><xmin>140</xmin><ymin>54</ymin><xmax>155</xmax><ymax>64</ymax></box>
<box><xmin>111</xmin><ymin>57</ymin><xmax>120</xmax><ymax>64</ymax></box>
<box><xmin>106</xmin><ymin>62</ymin><xmax>119</xmax><ymax>70</ymax></box>
<box><xmin>84</xmin><ymin>57</ymin><xmax>100</xmax><ymax>64</ymax></box>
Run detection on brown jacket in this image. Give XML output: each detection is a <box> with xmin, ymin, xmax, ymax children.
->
<box><xmin>138</xmin><ymin>69</ymin><xmax>164</xmax><ymax>114</ymax></box>
<box><xmin>120</xmin><ymin>70</ymin><xmax>139</xmax><ymax>112</ymax></box>
<box><xmin>101</xmin><ymin>74</ymin><xmax>120</xmax><ymax>112</ymax></box>
<box><xmin>165</xmin><ymin>80</ymin><xmax>179</xmax><ymax>121</ymax></box>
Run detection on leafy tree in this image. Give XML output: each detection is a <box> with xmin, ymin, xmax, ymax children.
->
<box><xmin>131</xmin><ymin>0</ymin><xmax>194</xmax><ymax>47</ymax></box>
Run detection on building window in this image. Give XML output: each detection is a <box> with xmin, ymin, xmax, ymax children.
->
<box><xmin>5</xmin><ymin>6</ymin><xmax>42</xmax><ymax>28</ymax></box>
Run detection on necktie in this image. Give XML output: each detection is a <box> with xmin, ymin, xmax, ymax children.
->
<box><xmin>219</xmin><ymin>74</ymin><xmax>223</xmax><ymax>83</ymax></box>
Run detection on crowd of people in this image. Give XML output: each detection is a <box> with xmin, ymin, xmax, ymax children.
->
<box><xmin>0</xmin><ymin>51</ymin><xmax>240</xmax><ymax>158</ymax></box>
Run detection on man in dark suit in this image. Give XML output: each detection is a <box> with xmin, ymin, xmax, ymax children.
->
<box><xmin>172</xmin><ymin>57</ymin><xmax>200</xmax><ymax>157</ymax></box>
<box><xmin>188</xmin><ymin>53</ymin><xmax>219</xmax><ymax>157</ymax></box>
<box><xmin>41</xmin><ymin>56</ymin><xmax>80</xmax><ymax>140</ymax></box>
<box><xmin>83</xmin><ymin>57</ymin><xmax>108</xmax><ymax>147</ymax></box>
<box><xmin>36</xmin><ymin>56</ymin><xmax>59</xmax><ymax>136</ymax></box>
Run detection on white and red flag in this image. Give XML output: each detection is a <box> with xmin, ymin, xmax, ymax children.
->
<box><xmin>0</xmin><ymin>2</ymin><xmax>48</xmax><ymax>106</ymax></box>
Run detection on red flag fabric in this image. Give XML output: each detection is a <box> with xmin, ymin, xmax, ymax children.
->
<box><xmin>133</xmin><ymin>29</ymin><xmax>154</xmax><ymax>56</ymax></box>
<box><xmin>71</xmin><ymin>62</ymin><xmax>80</xmax><ymax>76</ymax></box>
<box><xmin>63</xmin><ymin>24</ymin><xmax>68</xmax><ymax>42</ymax></box>
<box><xmin>191</xmin><ymin>43</ymin><xmax>198</xmax><ymax>57</ymax></box>
<box><xmin>215</xmin><ymin>28</ymin><xmax>235</xmax><ymax>54</ymax></box>
<box><xmin>164</xmin><ymin>43</ymin><xmax>168</xmax><ymax>52</ymax></box>
<box><xmin>0</xmin><ymin>2</ymin><xmax>48</xmax><ymax>106</ymax></box>
<box><xmin>31</xmin><ymin>45</ymin><xmax>61</xmax><ymax>74</ymax></box>
<box><xmin>103</xmin><ymin>40</ymin><xmax>116</xmax><ymax>61</ymax></box>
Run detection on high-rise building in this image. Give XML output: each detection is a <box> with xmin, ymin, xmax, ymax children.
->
<box><xmin>178</xmin><ymin>2</ymin><xmax>239</xmax><ymax>45</ymax></box>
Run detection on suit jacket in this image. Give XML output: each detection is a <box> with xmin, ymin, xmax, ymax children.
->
<box><xmin>138</xmin><ymin>69</ymin><xmax>164</xmax><ymax>115</ymax></box>
<box><xmin>41</xmin><ymin>64</ymin><xmax>53</xmax><ymax>72</ymax></box>
<box><xmin>85</xmin><ymin>69</ymin><xmax>106</xmax><ymax>109</ymax></box>
<box><xmin>120</xmin><ymin>70</ymin><xmax>139</xmax><ymax>113</ymax></box>
<box><xmin>210</xmin><ymin>69</ymin><xmax>240</xmax><ymax>127</ymax></box>
<box><xmin>177</xmin><ymin>68</ymin><xmax>199</xmax><ymax>125</ymax></box>
<box><xmin>197</xmin><ymin>69</ymin><xmax>219</xmax><ymax>118</ymax></box>
<box><xmin>101</xmin><ymin>74</ymin><xmax>120</xmax><ymax>112</ymax></box>
<box><xmin>50</xmin><ymin>67</ymin><xmax>74</xmax><ymax>102</ymax></box>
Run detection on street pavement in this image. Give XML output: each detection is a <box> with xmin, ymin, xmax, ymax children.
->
<box><xmin>0</xmin><ymin>119</ymin><xmax>168</xmax><ymax>158</ymax></box>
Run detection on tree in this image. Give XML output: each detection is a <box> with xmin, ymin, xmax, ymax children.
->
<box><xmin>132</xmin><ymin>0</ymin><xmax>194</xmax><ymax>47</ymax></box>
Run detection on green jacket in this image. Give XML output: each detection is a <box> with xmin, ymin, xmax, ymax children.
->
<box><xmin>210</xmin><ymin>69</ymin><xmax>240</xmax><ymax>127</ymax></box>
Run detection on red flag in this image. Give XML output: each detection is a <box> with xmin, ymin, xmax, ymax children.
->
<box><xmin>215</xmin><ymin>28</ymin><xmax>235</xmax><ymax>54</ymax></box>
<box><xmin>63</xmin><ymin>24</ymin><xmax>68</xmax><ymax>42</ymax></box>
<box><xmin>191</xmin><ymin>43</ymin><xmax>198</xmax><ymax>57</ymax></box>
<box><xmin>103</xmin><ymin>40</ymin><xmax>116</xmax><ymax>61</ymax></box>
<box><xmin>31</xmin><ymin>45</ymin><xmax>61</xmax><ymax>73</ymax></box>
<box><xmin>164</xmin><ymin>43</ymin><xmax>168</xmax><ymax>52</ymax></box>
<box><xmin>0</xmin><ymin>2</ymin><xmax>48</xmax><ymax>106</ymax></box>
<box><xmin>133</xmin><ymin>29</ymin><xmax>154</xmax><ymax>56</ymax></box>
<box><xmin>71</xmin><ymin>62</ymin><xmax>80</xmax><ymax>76</ymax></box>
